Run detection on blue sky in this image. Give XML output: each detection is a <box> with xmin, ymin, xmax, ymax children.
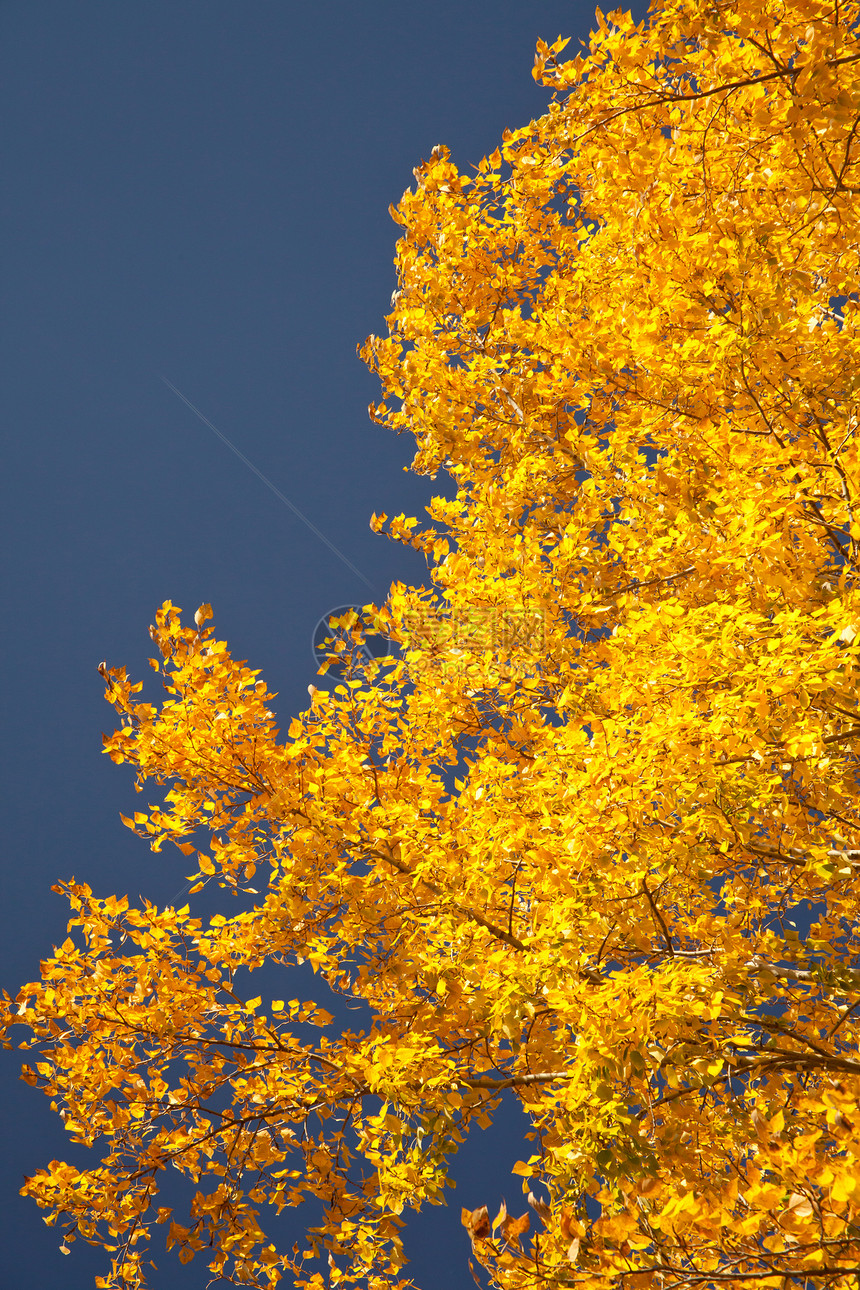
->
<box><xmin>0</xmin><ymin>3</ymin><xmax>641</xmax><ymax>1286</ymax></box>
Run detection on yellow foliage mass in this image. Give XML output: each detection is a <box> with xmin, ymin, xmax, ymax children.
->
<box><xmin>4</xmin><ymin>2</ymin><xmax>860</xmax><ymax>1287</ymax></box>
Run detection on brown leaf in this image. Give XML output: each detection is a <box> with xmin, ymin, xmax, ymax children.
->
<box><xmin>527</xmin><ymin>1191</ymin><xmax>552</xmax><ymax>1224</ymax></box>
<box><xmin>460</xmin><ymin>1205</ymin><xmax>491</xmax><ymax>1240</ymax></box>
<box><xmin>500</xmin><ymin>1210</ymin><xmax>530</xmax><ymax>1248</ymax></box>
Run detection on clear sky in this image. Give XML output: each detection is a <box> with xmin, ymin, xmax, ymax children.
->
<box><xmin>0</xmin><ymin>3</ymin><xmax>644</xmax><ymax>1286</ymax></box>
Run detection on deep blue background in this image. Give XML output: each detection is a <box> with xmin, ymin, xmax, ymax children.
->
<box><xmin>0</xmin><ymin>4</ymin><xmax>631</xmax><ymax>1286</ymax></box>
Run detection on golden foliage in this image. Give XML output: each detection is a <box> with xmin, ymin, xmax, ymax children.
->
<box><xmin>5</xmin><ymin>1</ymin><xmax>860</xmax><ymax>1286</ymax></box>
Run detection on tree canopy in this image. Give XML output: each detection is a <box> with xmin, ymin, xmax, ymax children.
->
<box><xmin>5</xmin><ymin>1</ymin><xmax>860</xmax><ymax>1287</ymax></box>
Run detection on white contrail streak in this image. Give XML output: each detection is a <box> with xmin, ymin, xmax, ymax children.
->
<box><xmin>160</xmin><ymin>375</ymin><xmax>375</xmax><ymax>591</ymax></box>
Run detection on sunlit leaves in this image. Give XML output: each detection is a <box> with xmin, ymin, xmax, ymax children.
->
<box><xmin>4</xmin><ymin>1</ymin><xmax>860</xmax><ymax>1287</ymax></box>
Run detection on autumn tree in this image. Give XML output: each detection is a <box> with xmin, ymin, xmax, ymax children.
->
<box><xmin>5</xmin><ymin>1</ymin><xmax>860</xmax><ymax>1287</ymax></box>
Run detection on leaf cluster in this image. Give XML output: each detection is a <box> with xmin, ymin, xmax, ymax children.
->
<box><xmin>5</xmin><ymin>2</ymin><xmax>860</xmax><ymax>1287</ymax></box>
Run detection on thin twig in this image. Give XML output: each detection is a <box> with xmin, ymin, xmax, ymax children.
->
<box><xmin>642</xmin><ymin>878</ymin><xmax>675</xmax><ymax>957</ymax></box>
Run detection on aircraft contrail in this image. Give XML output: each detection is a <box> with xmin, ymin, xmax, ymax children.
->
<box><xmin>160</xmin><ymin>375</ymin><xmax>375</xmax><ymax>591</ymax></box>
